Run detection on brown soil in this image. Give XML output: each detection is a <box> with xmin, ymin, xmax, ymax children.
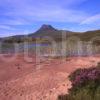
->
<box><xmin>0</xmin><ymin>53</ymin><xmax>100</xmax><ymax>100</ymax></box>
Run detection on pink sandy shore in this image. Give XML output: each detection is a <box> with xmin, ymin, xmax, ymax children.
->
<box><xmin>0</xmin><ymin>54</ymin><xmax>100</xmax><ymax>100</ymax></box>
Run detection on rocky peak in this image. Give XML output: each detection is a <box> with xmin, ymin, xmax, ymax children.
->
<box><xmin>39</xmin><ymin>24</ymin><xmax>56</xmax><ymax>31</ymax></box>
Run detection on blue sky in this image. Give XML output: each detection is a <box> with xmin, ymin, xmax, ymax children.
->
<box><xmin>0</xmin><ymin>0</ymin><xmax>100</xmax><ymax>37</ymax></box>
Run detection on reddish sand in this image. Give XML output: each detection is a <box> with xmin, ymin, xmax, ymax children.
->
<box><xmin>0</xmin><ymin>54</ymin><xmax>100</xmax><ymax>100</ymax></box>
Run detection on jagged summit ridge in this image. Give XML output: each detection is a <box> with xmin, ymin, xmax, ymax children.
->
<box><xmin>39</xmin><ymin>24</ymin><xmax>56</xmax><ymax>31</ymax></box>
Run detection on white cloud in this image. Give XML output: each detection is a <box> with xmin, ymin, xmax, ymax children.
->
<box><xmin>1</xmin><ymin>0</ymin><xmax>98</xmax><ymax>36</ymax></box>
<box><xmin>2</xmin><ymin>7</ymin><xmax>89</xmax><ymax>25</ymax></box>
<box><xmin>0</xmin><ymin>25</ymin><xmax>15</xmax><ymax>30</ymax></box>
<box><xmin>0</xmin><ymin>0</ymin><xmax>89</xmax><ymax>25</ymax></box>
<box><xmin>80</xmin><ymin>14</ymin><xmax>100</xmax><ymax>25</ymax></box>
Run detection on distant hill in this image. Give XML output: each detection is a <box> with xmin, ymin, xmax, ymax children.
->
<box><xmin>1</xmin><ymin>24</ymin><xmax>100</xmax><ymax>43</ymax></box>
<box><xmin>80</xmin><ymin>30</ymin><xmax>100</xmax><ymax>41</ymax></box>
<box><xmin>28</xmin><ymin>24</ymin><xmax>75</xmax><ymax>41</ymax></box>
<box><xmin>29</xmin><ymin>24</ymin><xmax>62</xmax><ymax>38</ymax></box>
<box><xmin>0</xmin><ymin>24</ymin><xmax>100</xmax><ymax>55</ymax></box>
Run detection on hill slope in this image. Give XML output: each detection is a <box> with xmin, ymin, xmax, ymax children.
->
<box><xmin>0</xmin><ymin>24</ymin><xmax>100</xmax><ymax>43</ymax></box>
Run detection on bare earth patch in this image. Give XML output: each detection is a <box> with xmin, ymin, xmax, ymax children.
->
<box><xmin>0</xmin><ymin>54</ymin><xmax>100</xmax><ymax>100</ymax></box>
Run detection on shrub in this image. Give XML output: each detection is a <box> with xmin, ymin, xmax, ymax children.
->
<box><xmin>69</xmin><ymin>67</ymin><xmax>100</xmax><ymax>88</ymax></box>
<box><xmin>97</xmin><ymin>62</ymin><xmax>100</xmax><ymax>67</ymax></box>
<box><xmin>58</xmin><ymin>64</ymin><xmax>100</xmax><ymax>100</ymax></box>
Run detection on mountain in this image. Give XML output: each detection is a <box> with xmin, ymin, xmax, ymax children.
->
<box><xmin>1</xmin><ymin>24</ymin><xmax>100</xmax><ymax>43</ymax></box>
<box><xmin>29</xmin><ymin>24</ymin><xmax>61</xmax><ymax>38</ymax></box>
<box><xmin>0</xmin><ymin>25</ymin><xmax>100</xmax><ymax>54</ymax></box>
<box><xmin>1</xmin><ymin>24</ymin><xmax>74</xmax><ymax>43</ymax></box>
<box><xmin>28</xmin><ymin>24</ymin><xmax>74</xmax><ymax>41</ymax></box>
